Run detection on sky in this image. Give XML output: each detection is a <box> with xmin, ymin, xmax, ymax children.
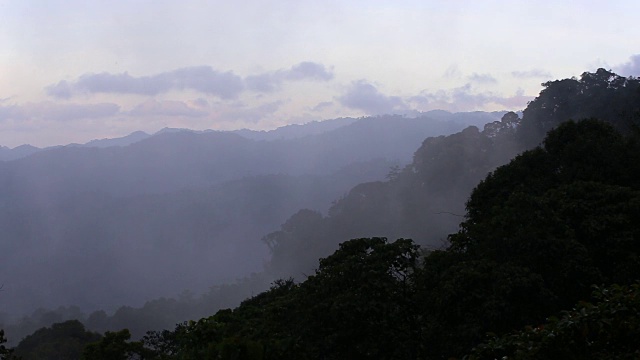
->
<box><xmin>0</xmin><ymin>1</ymin><xmax>639</xmax><ymax>148</ymax></box>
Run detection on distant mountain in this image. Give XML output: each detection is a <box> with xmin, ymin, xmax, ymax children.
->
<box><xmin>262</xmin><ymin>69</ymin><xmax>640</xmax><ymax>279</ymax></box>
<box><xmin>0</xmin><ymin>144</ymin><xmax>41</xmax><ymax>161</ymax></box>
<box><xmin>231</xmin><ymin>117</ymin><xmax>358</xmax><ymax>140</ymax></box>
<box><xmin>81</xmin><ymin>131</ymin><xmax>151</xmax><ymax>148</ymax></box>
<box><xmin>422</xmin><ymin>109</ymin><xmax>510</xmax><ymax>128</ymax></box>
<box><xmin>0</xmin><ymin>131</ymin><xmax>151</xmax><ymax>161</ymax></box>
<box><xmin>0</xmin><ymin>113</ymin><xmax>503</xmax><ymax>202</ymax></box>
<box><xmin>264</xmin><ymin>125</ymin><xmax>512</xmax><ymax>277</ymax></box>
<box><xmin>0</xmin><ymin>112</ymin><xmax>503</xmax><ymax>317</ymax></box>
<box><xmin>0</xmin><ymin>112</ymin><xmax>503</xmax><ymax>162</ymax></box>
<box><xmin>4</xmin><ymin>70</ymin><xmax>637</xmax><ymax>347</ymax></box>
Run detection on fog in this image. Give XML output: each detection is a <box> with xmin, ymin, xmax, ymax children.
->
<box><xmin>3</xmin><ymin>3</ymin><xmax>640</xmax><ymax>357</ymax></box>
<box><xmin>0</xmin><ymin>111</ymin><xmax>501</xmax><ymax>320</ymax></box>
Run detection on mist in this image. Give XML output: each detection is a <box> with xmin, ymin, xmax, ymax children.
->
<box><xmin>0</xmin><ymin>112</ymin><xmax>501</xmax><ymax>319</ymax></box>
<box><xmin>2</xmin><ymin>2</ymin><xmax>640</xmax><ymax>358</ymax></box>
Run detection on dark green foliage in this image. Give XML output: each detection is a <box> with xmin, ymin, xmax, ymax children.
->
<box><xmin>467</xmin><ymin>284</ymin><xmax>640</xmax><ymax>360</ymax></box>
<box><xmin>13</xmin><ymin>320</ymin><xmax>101</xmax><ymax>360</ymax></box>
<box><xmin>517</xmin><ymin>68</ymin><xmax>640</xmax><ymax>147</ymax></box>
<box><xmin>102</xmin><ymin>119</ymin><xmax>640</xmax><ymax>360</ymax></box>
<box><xmin>455</xmin><ymin>120</ymin><xmax>640</xmax><ymax>289</ymax></box>
<box><xmin>145</xmin><ymin>238</ymin><xmax>421</xmax><ymax>360</ymax></box>
<box><xmin>10</xmin><ymin>70</ymin><xmax>640</xmax><ymax>360</ymax></box>
<box><xmin>82</xmin><ymin>329</ymin><xmax>152</xmax><ymax>360</ymax></box>
<box><xmin>426</xmin><ymin>119</ymin><xmax>640</xmax><ymax>357</ymax></box>
<box><xmin>265</xmin><ymin>125</ymin><xmax>510</xmax><ymax>278</ymax></box>
<box><xmin>295</xmin><ymin>238</ymin><xmax>421</xmax><ymax>359</ymax></box>
<box><xmin>416</xmin><ymin>259</ymin><xmax>555</xmax><ymax>358</ymax></box>
<box><xmin>142</xmin><ymin>280</ymin><xmax>303</xmax><ymax>360</ymax></box>
<box><xmin>0</xmin><ymin>330</ymin><xmax>17</xmax><ymax>360</ymax></box>
<box><xmin>2</xmin><ymin>274</ymin><xmax>271</xmax><ymax>347</ymax></box>
<box><xmin>139</xmin><ymin>71</ymin><xmax>640</xmax><ymax>359</ymax></box>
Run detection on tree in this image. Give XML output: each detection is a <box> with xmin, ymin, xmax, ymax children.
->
<box><xmin>482</xmin><ymin>111</ymin><xmax>520</xmax><ymax>138</ymax></box>
<box><xmin>14</xmin><ymin>320</ymin><xmax>101</xmax><ymax>360</ymax></box>
<box><xmin>0</xmin><ymin>330</ymin><xmax>17</xmax><ymax>360</ymax></box>
<box><xmin>293</xmin><ymin>237</ymin><xmax>421</xmax><ymax>359</ymax></box>
<box><xmin>147</xmin><ymin>238</ymin><xmax>423</xmax><ymax>360</ymax></box>
<box><xmin>82</xmin><ymin>329</ymin><xmax>152</xmax><ymax>360</ymax></box>
<box><xmin>517</xmin><ymin>69</ymin><xmax>640</xmax><ymax>147</ymax></box>
<box><xmin>467</xmin><ymin>284</ymin><xmax>640</xmax><ymax>360</ymax></box>
<box><xmin>417</xmin><ymin>119</ymin><xmax>640</xmax><ymax>358</ymax></box>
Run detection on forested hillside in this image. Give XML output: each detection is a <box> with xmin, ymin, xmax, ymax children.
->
<box><xmin>264</xmin><ymin>69</ymin><xmax>640</xmax><ymax>279</ymax></box>
<box><xmin>148</xmin><ymin>120</ymin><xmax>640</xmax><ymax>358</ymax></box>
<box><xmin>2</xmin><ymin>69</ymin><xmax>639</xmax><ymax>359</ymax></box>
<box><xmin>0</xmin><ymin>112</ymin><xmax>497</xmax><ymax>336</ymax></box>
<box><xmin>39</xmin><ymin>117</ymin><xmax>638</xmax><ymax>360</ymax></box>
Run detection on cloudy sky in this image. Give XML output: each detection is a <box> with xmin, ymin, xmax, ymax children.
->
<box><xmin>1</xmin><ymin>1</ymin><xmax>639</xmax><ymax>147</ymax></box>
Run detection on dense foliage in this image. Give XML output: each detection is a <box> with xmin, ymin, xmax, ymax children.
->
<box><xmin>264</xmin><ymin>70</ymin><xmax>640</xmax><ymax>279</ymax></box>
<box><xmin>126</xmin><ymin>119</ymin><xmax>638</xmax><ymax>359</ymax></box>
<box><xmin>139</xmin><ymin>237</ymin><xmax>421</xmax><ymax>360</ymax></box>
<box><xmin>0</xmin><ymin>330</ymin><xmax>17</xmax><ymax>360</ymax></box>
<box><xmin>419</xmin><ymin>119</ymin><xmax>640</xmax><ymax>357</ymax></box>
<box><xmin>467</xmin><ymin>284</ymin><xmax>640</xmax><ymax>359</ymax></box>
<box><xmin>3</xmin><ymin>69</ymin><xmax>640</xmax><ymax>359</ymax></box>
<box><xmin>517</xmin><ymin>68</ymin><xmax>640</xmax><ymax>147</ymax></box>
<box><xmin>144</xmin><ymin>120</ymin><xmax>640</xmax><ymax>359</ymax></box>
<box><xmin>13</xmin><ymin>320</ymin><xmax>100</xmax><ymax>360</ymax></box>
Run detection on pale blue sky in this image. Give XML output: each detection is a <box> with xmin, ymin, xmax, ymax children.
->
<box><xmin>1</xmin><ymin>0</ymin><xmax>639</xmax><ymax>147</ymax></box>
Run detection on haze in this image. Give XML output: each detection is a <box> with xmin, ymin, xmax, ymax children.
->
<box><xmin>1</xmin><ymin>1</ymin><xmax>639</xmax><ymax>148</ymax></box>
<box><xmin>1</xmin><ymin>2</ymin><xmax>640</xmax><ymax>355</ymax></box>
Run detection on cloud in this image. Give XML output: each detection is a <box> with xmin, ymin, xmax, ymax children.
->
<box><xmin>223</xmin><ymin>101</ymin><xmax>284</xmax><ymax>123</ymax></box>
<box><xmin>491</xmin><ymin>88</ymin><xmax>534</xmax><ymax>108</ymax></box>
<box><xmin>614</xmin><ymin>54</ymin><xmax>640</xmax><ymax>77</ymax></box>
<box><xmin>283</xmin><ymin>62</ymin><xmax>334</xmax><ymax>81</ymax></box>
<box><xmin>245</xmin><ymin>62</ymin><xmax>334</xmax><ymax>93</ymax></box>
<box><xmin>47</xmin><ymin>66</ymin><xmax>245</xmax><ymax>99</ymax></box>
<box><xmin>128</xmin><ymin>100</ymin><xmax>208</xmax><ymax>117</ymax></box>
<box><xmin>409</xmin><ymin>85</ymin><xmax>532</xmax><ymax>112</ymax></box>
<box><xmin>0</xmin><ymin>104</ymin><xmax>23</xmax><ymax>121</ymax></box>
<box><xmin>244</xmin><ymin>73</ymin><xmax>280</xmax><ymax>92</ymax></box>
<box><xmin>189</xmin><ymin>98</ymin><xmax>210</xmax><ymax>108</ymax></box>
<box><xmin>443</xmin><ymin>64</ymin><xmax>461</xmax><ymax>79</ymax></box>
<box><xmin>446</xmin><ymin>84</ymin><xmax>495</xmax><ymax>110</ymax></box>
<box><xmin>468</xmin><ymin>73</ymin><xmax>497</xmax><ymax>84</ymax></box>
<box><xmin>511</xmin><ymin>69</ymin><xmax>553</xmax><ymax>79</ymax></box>
<box><xmin>337</xmin><ymin>80</ymin><xmax>406</xmax><ymax>115</ymax></box>
<box><xmin>47</xmin><ymin>62</ymin><xmax>334</xmax><ymax>98</ymax></box>
<box><xmin>310</xmin><ymin>101</ymin><xmax>333</xmax><ymax>112</ymax></box>
<box><xmin>0</xmin><ymin>102</ymin><xmax>120</xmax><ymax>122</ymax></box>
<box><xmin>45</xmin><ymin>81</ymin><xmax>74</xmax><ymax>99</ymax></box>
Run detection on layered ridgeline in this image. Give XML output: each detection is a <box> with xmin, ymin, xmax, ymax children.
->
<box><xmin>264</xmin><ymin>68</ymin><xmax>640</xmax><ymax>278</ymax></box>
<box><xmin>6</xmin><ymin>70</ymin><xmax>637</xmax><ymax>359</ymax></box>
<box><xmin>3</xmin><ymin>69</ymin><xmax>639</xmax><ymax>356</ymax></box>
<box><xmin>0</xmin><ymin>111</ymin><xmax>498</xmax><ymax>318</ymax></box>
<box><xmin>134</xmin><ymin>118</ymin><xmax>639</xmax><ymax>359</ymax></box>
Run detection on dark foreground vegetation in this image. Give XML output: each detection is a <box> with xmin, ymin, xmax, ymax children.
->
<box><xmin>2</xmin><ymin>69</ymin><xmax>640</xmax><ymax>359</ymax></box>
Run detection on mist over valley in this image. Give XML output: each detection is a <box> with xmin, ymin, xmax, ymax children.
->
<box><xmin>0</xmin><ymin>111</ymin><xmax>502</xmax><ymax>318</ymax></box>
<box><xmin>2</xmin><ymin>2</ymin><xmax>640</xmax><ymax>358</ymax></box>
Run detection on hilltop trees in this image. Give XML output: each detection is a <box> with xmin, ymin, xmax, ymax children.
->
<box><xmin>517</xmin><ymin>68</ymin><xmax>640</xmax><ymax>147</ymax></box>
<box><xmin>263</xmin><ymin>69</ymin><xmax>640</xmax><ymax>286</ymax></box>
<box><xmin>13</xmin><ymin>320</ymin><xmax>101</xmax><ymax>360</ymax></box>
<box><xmin>263</xmin><ymin>125</ymin><xmax>508</xmax><ymax>278</ymax></box>
<box><xmin>5</xmin><ymin>69</ymin><xmax>640</xmax><ymax>359</ymax></box>
<box><xmin>142</xmin><ymin>237</ymin><xmax>421</xmax><ymax>360</ymax></box>
<box><xmin>468</xmin><ymin>284</ymin><xmax>640</xmax><ymax>360</ymax></box>
<box><xmin>415</xmin><ymin>119</ymin><xmax>640</xmax><ymax>357</ymax></box>
<box><xmin>0</xmin><ymin>330</ymin><xmax>16</xmax><ymax>360</ymax></box>
<box><xmin>119</xmin><ymin>118</ymin><xmax>640</xmax><ymax>359</ymax></box>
